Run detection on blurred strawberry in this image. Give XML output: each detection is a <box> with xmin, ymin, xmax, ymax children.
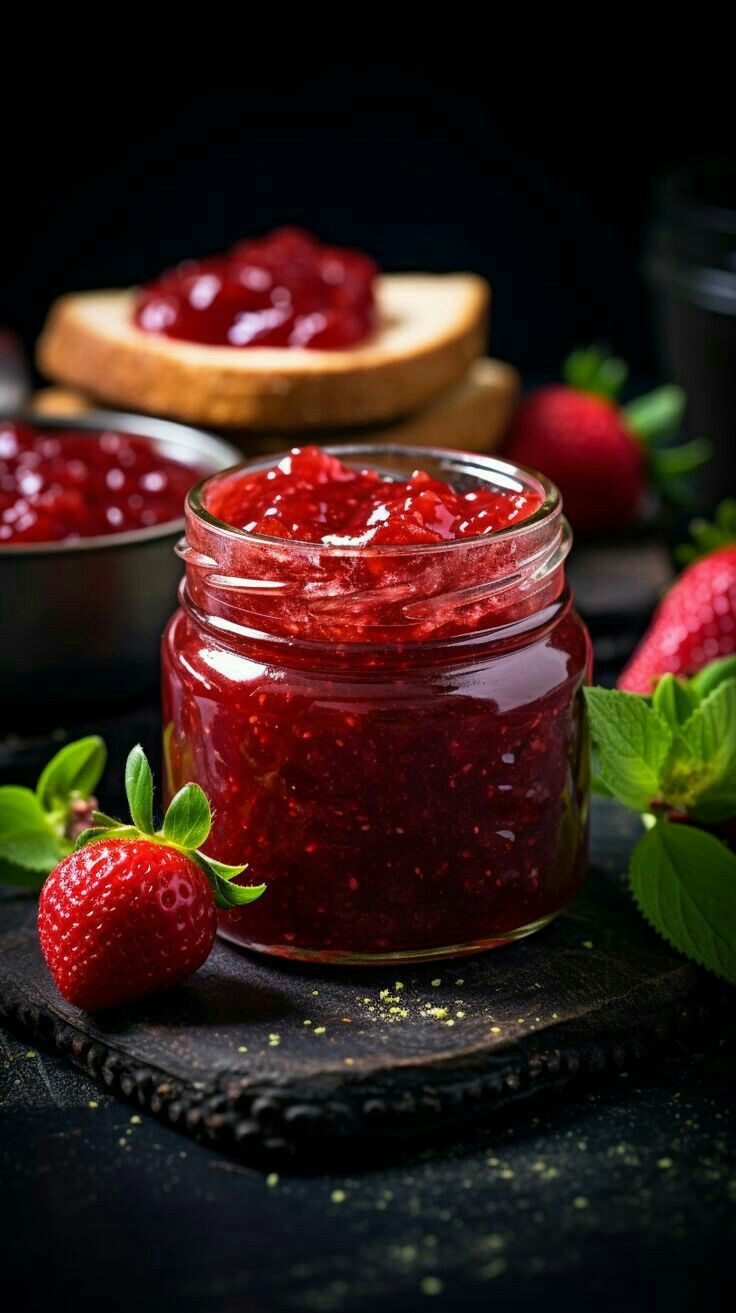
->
<box><xmin>619</xmin><ymin>500</ymin><xmax>736</xmax><ymax>693</ymax></box>
<box><xmin>505</xmin><ymin>347</ymin><xmax>709</xmax><ymax>537</ymax></box>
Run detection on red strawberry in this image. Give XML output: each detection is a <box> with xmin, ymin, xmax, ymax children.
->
<box><xmin>619</xmin><ymin>502</ymin><xmax>736</xmax><ymax>693</ymax></box>
<box><xmin>39</xmin><ymin>840</ymin><xmax>217</xmax><ymax>1011</ymax></box>
<box><xmin>504</xmin><ymin>347</ymin><xmax>706</xmax><ymax>537</ymax></box>
<box><xmin>36</xmin><ymin>745</ymin><xmax>264</xmax><ymax>1011</ymax></box>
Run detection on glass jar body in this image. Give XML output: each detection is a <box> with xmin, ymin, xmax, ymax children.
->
<box><xmin>162</xmin><ymin>593</ymin><xmax>591</xmax><ymax>964</ymax></box>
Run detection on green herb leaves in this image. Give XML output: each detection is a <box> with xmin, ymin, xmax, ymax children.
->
<box><xmin>584</xmin><ymin>659</ymin><xmax>736</xmax><ymax>820</ymax></box>
<box><xmin>76</xmin><ymin>744</ymin><xmax>265</xmax><ymax>913</ymax></box>
<box><xmin>585</xmin><ymin>688</ymin><xmax>672</xmax><ymax>811</ymax></box>
<box><xmin>0</xmin><ymin>735</ymin><xmax>107</xmax><ymax>890</ymax></box>
<box><xmin>585</xmin><ymin>657</ymin><xmax>736</xmax><ymax>985</ymax></box>
<box><xmin>630</xmin><ymin>821</ymin><xmax>736</xmax><ymax>985</ymax></box>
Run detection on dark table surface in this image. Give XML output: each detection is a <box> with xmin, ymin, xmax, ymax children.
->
<box><xmin>2</xmin><ymin>1013</ymin><xmax>734</xmax><ymax>1312</ymax></box>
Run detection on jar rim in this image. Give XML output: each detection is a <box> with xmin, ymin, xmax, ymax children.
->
<box><xmin>186</xmin><ymin>442</ymin><xmax>561</xmax><ymax>557</ymax></box>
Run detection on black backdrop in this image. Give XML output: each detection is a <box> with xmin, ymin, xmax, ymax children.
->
<box><xmin>2</xmin><ymin>49</ymin><xmax>732</xmax><ymax>382</ymax></box>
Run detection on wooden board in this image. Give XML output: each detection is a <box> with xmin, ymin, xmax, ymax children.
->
<box><xmin>0</xmin><ymin>801</ymin><xmax>724</xmax><ymax>1164</ymax></box>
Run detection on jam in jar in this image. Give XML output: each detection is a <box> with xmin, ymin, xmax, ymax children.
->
<box><xmin>163</xmin><ymin>445</ymin><xmax>592</xmax><ymax>964</ymax></box>
<box><xmin>136</xmin><ymin>227</ymin><xmax>377</xmax><ymax>350</ymax></box>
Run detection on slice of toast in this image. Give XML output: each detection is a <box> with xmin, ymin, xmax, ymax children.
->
<box><xmin>31</xmin><ymin>357</ymin><xmax>518</xmax><ymax>455</ymax></box>
<box><xmin>37</xmin><ymin>275</ymin><xmax>489</xmax><ymax>431</ymax></box>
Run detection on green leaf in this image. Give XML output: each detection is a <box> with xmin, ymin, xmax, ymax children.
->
<box><xmin>623</xmin><ymin>385</ymin><xmax>685</xmax><ymax>443</ymax></box>
<box><xmin>0</xmin><ymin>786</ymin><xmax>62</xmax><ymax>873</ymax></box>
<box><xmin>650</xmin><ymin>438</ymin><xmax>712</xmax><ymax>478</ymax></box>
<box><xmin>193</xmin><ymin>853</ymin><xmax>265</xmax><ymax>909</ymax></box>
<box><xmin>162</xmin><ymin>783</ymin><xmax>211</xmax><ymax>851</ymax></box>
<box><xmin>677</xmin><ymin>500</ymin><xmax>736</xmax><ymax>565</ymax></box>
<box><xmin>663</xmin><ymin>681</ymin><xmax>736</xmax><ymax>823</ymax></box>
<box><xmin>584</xmin><ymin>688</ymin><xmax>672</xmax><ymax>812</ymax></box>
<box><xmin>652</xmin><ymin>674</ymin><xmax>699</xmax><ymax>729</ymax></box>
<box><xmin>75</xmin><ymin>825</ymin><xmax>140</xmax><ymax>850</ymax></box>
<box><xmin>125</xmin><ymin>745</ymin><xmax>154</xmax><ymax>835</ymax></box>
<box><xmin>36</xmin><ymin>736</ymin><xmax>106</xmax><ymax>812</ymax></box>
<box><xmin>563</xmin><ymin>346</ymin><xmax>628</xmax><ymax>400</ymax></box>
<box><xmin>196</xmin><ymin>854</ymin><xmax>249</xmax><ymax>881</ymax></box>
<box><xmin>0</xmin><ymin>854</ymin><xmax>48</xmax><ymax>891</ymax></box>
<box><xmin>629</xmin><ymin>820</ymin><xmax>736</xmax><ymax>984</ymax></box>
<box><xmin>690</xmin><ymin>656</ymin><xmax>736</xmax><ymax>700</ymax></box>
<box><xmin>91</xmin><ymin>811</ymin><xmax>124</xmax><ymax>828</ymax></box>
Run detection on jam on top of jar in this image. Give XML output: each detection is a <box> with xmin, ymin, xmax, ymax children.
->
<box><xmin>204</xmin><ymin>445</ymin><xmax>544</xmax><ymax>547</ymax></box>
<box><xmin>0</xmin><ymin>421</ymin><xmax>204</xmax><ymax>545</ymax></box>
<box><xmin>135</xmin><ymin>227</ymin><xmax>378</xmax><ymax>350</ymax></box>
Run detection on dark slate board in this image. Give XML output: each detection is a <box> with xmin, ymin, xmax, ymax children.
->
<box><xmin>0</xmin><ymin>800</ymin><xmax>724</xmax><ymax>1164</ymax></box>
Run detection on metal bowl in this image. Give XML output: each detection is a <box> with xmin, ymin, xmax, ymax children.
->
<box><xmin>0</xmin><ymin>411</ymin><xmax>239</xmax><ymax>719</ymax></box>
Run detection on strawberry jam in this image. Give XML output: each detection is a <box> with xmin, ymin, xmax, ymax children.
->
<box><xmin>205</xmin><ymin>445</ymin><xmax>543</xmax><ymax>546</ymax></box>
<box><xmin>0</xmin><ymin>421</ymin><xmax>204</xmax><ymax>545</ymax></box>
<box><xmin>136</xmin><ymin>227</ymin><xmax>377</xmax><ymax>350</ymax></box>
<box><xmin>163</xmin><ymin>445</ymin><xmax>591</xmax><ymax>963</ymax></box>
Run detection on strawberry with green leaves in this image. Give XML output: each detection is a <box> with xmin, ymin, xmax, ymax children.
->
<box><xmin>585</xmin><ymin>656</ymin><xmax>736</xmax><ymax>984</ymax></box>
<box><xmin>619</xmin><ymin>500</ymin><xmax>736</xmax><ymax>693</ymax></box>
<box><xmin>1</xmin><ymin>743</ymin><xmax>264</xmax><ymax>1011</ymax></box>
<box><xmin>505</xmin><ymin>346</ymin><xmax>709</xmax><ymax>537</ymax></box>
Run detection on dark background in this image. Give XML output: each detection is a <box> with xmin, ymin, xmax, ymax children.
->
<box><xmin>3</xmin><ymin>49</ymin><xmax>733</xmax><ymax>383</ymax></box>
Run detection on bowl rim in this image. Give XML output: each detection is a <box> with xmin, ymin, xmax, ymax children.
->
<box><xmin>0</xmin><ymin>409</ymin><xmax>241</xmax><ymax>557</ymax></box>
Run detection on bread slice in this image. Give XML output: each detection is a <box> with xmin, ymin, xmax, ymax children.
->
<box><xmin>31</xmin><ymin>356</ymin><xmax>518</xmax><ymax>455</ymax></box>
<box><xmin>37</xmin><ymin>275</ymin><xmax>489</xmax><ymax>431</ymax></box>
<box><xmin>231</xmin><ymin>358</ymin><xmax>519</xmax><ymax>456</ymax></box>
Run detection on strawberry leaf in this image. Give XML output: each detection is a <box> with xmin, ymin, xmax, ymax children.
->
<box><xmin>75</xmin><ymin>825</ymin><xmax>140</xmax><ymax>849</ymax></box>
<box><xmin>623</xmin><ymin>385</ymin><xmax>685</xmax><ymax>443</ymax></box>
<box><xmin>125</xmin><ymin>744</ymin><xmax>154</xmax><ymax>835</ymax></box>
<box><xmin>162</xmin><ymin>783</ymin><xmax>211</xmax><ymax>851</ymax></box>
<box><xmin>563</xmin><ymin>346</ymin><xmax>628</xmax><ymax>400</ymax></box>
<box><xmin>583</xmin><ymin>688</ymin><xmax>672</xmax><ymax>812</ymax></box>
<box><xmin>36</xmin><ymin>736</ymin><xmax>106</xmax><ymax>812</ymax></box>
<box><xmin>91</xmin><ymin>811</ymin><xmax>124</xmax><ymax>828</ymax></box>
<box><xmin>196</xmin><ymin>854</ymin><xmax>249</xmax><ymax>881</ymax></box>
<box><xmin>677</xmin><ymin>500</ymin><xmax>736</xmax><ymax>566</ymax></box>
<box><xmin>630</xmin><ymin>820</ymin><xmax>736</xmax><ymax>984</ymax></box>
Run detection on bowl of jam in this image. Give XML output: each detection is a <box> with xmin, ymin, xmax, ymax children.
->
<box><xmin>0</xmin><ymin>411</ymin><xmax>239</xmax><ymax>718</ymax></box>
<box><xmin>164</xmin><ymin>444</ymin><xmax>592</xmax><ymax>964</ymax></box>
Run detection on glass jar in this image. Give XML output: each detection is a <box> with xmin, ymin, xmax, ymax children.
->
<box><xmin>162</xmin><ymin>445</ymin><xmax>592</xmax><ymax>964</ymax></box>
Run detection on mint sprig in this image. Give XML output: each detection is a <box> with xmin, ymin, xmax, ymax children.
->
<box><xmin>585</xmin><ymin>657</ymin><xmax>736</xmax><ymax>984</ymax></box>
<box><xmin>0</xmin><ymin>736</ymin><xmax>107</xmax><ymax>891</ymax></box>
<box><xmin>77</xmin><ymin>745</ymin><xmax>265</xmax><ymax>911</ymax></box>
<box><xmin>630</xmin><ymin>821</ymin><xmax>736</xmax><ymax>985</ymax></box>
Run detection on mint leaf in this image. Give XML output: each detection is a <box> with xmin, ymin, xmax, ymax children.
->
<box><xmin>36</xmin><ymin>736</ymin><xmax>106</xmax><ymax>812</ymax></box>
<box><xmin>125</xmin><ymin>744</ymin><xmax>154</xmax><ymax>835</ymax></box>
<box><xmin>0</xmin><ymin>786</ymin><xmax>62</xmax><ymax>872</ymax></box>
<box><xmin>667</xmin><ymin>681</ymin><xmax>736</xmax><ymax>823</ymax></box>
<box><xmin>163</xmin><ymin>783</ymin><xmax>211</xmax><ymax>850</ymax></box>
<box><xmin>584</xmin><ymin>688</ymin><xmax>672</xmax><ymax>811</ymax></box>
<box><xmin>690</xmin><ymin>656</ymin><xmax>736</xmax><ymax>701</ymax></box>
<box><xmin>652</xmin><ymin>674</ymin><xmax>699</xmax><ymax>728</ymax></box>
<box><xmin>630</xmin><ymin>820</ymin><xmax>736</xmax><ymax>984</ymax></box>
